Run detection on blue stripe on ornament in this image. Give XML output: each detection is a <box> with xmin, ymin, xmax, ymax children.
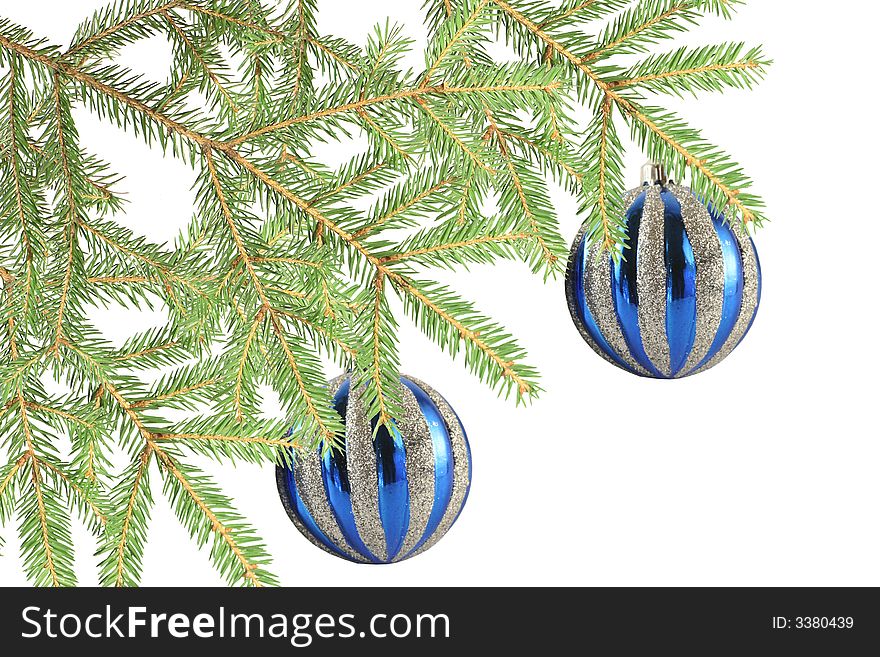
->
<box><xmin>735</xmin><ymin>237</ymin><xmax>762</xmax><ymax>347</ymax></box>
<box><xmin>371</xmin><ymin>417</ymin><xmax>410</xmax><ymax>562</ymax></box>
<box><xmin>321</xmin><ymin>379</ymin><xmax>382</xmax><ymax>563</ymax></box>
<box><xmin>662</xmin><ymin>190</ymin><xmax>698</xmax><ymax>377</ymax></box>
<box><xmin>688</xmin><ymin>214</ymin><xmax>744</xmax><ymax>373</ymax></box>
<box><xmin>568</xmin><ymin>229</ymin><xmax>637</xmax><ymax>374</ymax></box>
<box><xmin>612</xmin><ymin>191</ymin><xmax>666</xmax><ymax>378</ymax></box>
<box><xmin>283</xmin><ymin>466</ymin><xmax>353</xmax><ymax>561</ymax></box>
<box><xmin>401</xmin><ymin>378</ymin><xmax>454</xmax><ymax>559</ymax></box>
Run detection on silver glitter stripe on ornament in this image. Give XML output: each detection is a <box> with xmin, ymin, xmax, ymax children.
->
<box><xmin>669</xmin><ymin>185</ymin><xmax>725</xmax><ymax>374</ymax></box>
<box><xmin>590</xmin><ymin>186</ymin><xmax>651</xmax><ymax>376</ymax></box>
<box><xmin>585</xmin><ymin>241</ymin><xmax>651</xmax><ymax>376</ymax></box>
<box><xmin>275</xmin><ymin>468</ymin><xmax>336</xmax><ymax>559</ymax></box>
<box><xmin>692</xmin><ymin>223</ymin><xmax>760</xmax><ymax>375</ymax></box>
<box><xmin>564</xmin><ymin>221</ymin><xmax>620</xmax><ymax>370</ymax></box>
<box><xmin>637</xmin><ymin>185</ymin><xmax>672</xmax><ymax>376</ymax></box>
<box><xmin>406</xmin><ymin>378</ymin><xmax>470</xmax><ymax>560</ymax></box>
<box><xmin>295</xmin><ymin>448</ymin><xmax>368</xmax><ymax>563</ymax></box>
<box><xmin>344</xmin><ymin>381</ymin><xmax>388</xmax><ymax>562</ymax></box>
<box><xmin>392</xmin><ymin>383</ymin><xmax>436</xmax><ymax>560</ymax></box>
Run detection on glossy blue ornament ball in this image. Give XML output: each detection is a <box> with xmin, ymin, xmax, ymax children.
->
<box><xmin>277</xmin><ymin>374</ymin><xmax>471</xmax><ymax>563</ymax></box>
<box><xmin>566</xmin><ymin>167</ymin><xmax>762</xmax><ymax>378</ymax></box>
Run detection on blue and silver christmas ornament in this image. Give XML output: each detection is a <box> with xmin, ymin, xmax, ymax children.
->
<box><xmin>566</xmin><ymin>163</ymin><xmax>761</xmax><ymax>378</ymax></box>
<box><xmin>277</xmin><ymin>374</ymin><xmax>471</xmax><ymax>563</ymax></box>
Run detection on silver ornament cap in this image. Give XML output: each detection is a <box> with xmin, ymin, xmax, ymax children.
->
<box><xmin>640</xmin><ymin>161</ymin><xmax>668</xmax><ymax>186</ymax></box>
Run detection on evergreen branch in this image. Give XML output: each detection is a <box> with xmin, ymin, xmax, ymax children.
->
<box><xmin>180</xmin><ymin>2</ymin><xmax>285</xmax><ymax>39</ymax></box>
<box><xmin>491</xmin><ymin>0</ymin><xmax>764</xmax><ymax>232</ymax></box>
<box><xmin>228</xmin><ymin>82</ymin><xmax>561</xmax><ymax>146</ymax></box>
<box><xmin>353</xmin><ymin>177</ymin><xmax>455</xmax><ymax>238</ymax></box>
<box><xmin>415</xmin><ymin>97</ymin><xmax>494</xmax><ymax>172</ymax></box>
<box><xmin>66</xmin><ymin>0</ymin><xmax>180</xmax><ymax>60</ymax></box>
<box><xmin>311</xmin><ymin>161</ymin><xmax>386</xmax><ymax>206</ymax></box>
<box><xmin>278</xmin><ymin>148</ymin><xmax>326</xmax><ymax>180</ymax></box>
<box><xmin>538</xmin><ymin>0</ymin><xmax>628</xmax><ymax>29</ymax></box>
<box><xmin>391</xmin><ymin>276</ymin><xmax>537</xmax><ymax>397</ymax></box>
<box><xmin>25</xmin><ymin>401</ymin><xmax>95</xmax><ymax>428</ymax></box>
<box><xmin>307</xmin><ymin>36</ymin><xmax>362</xmax><ymax>73</ymax></box>
<box><xmin>381</xmin><ymin>231</ymin><xmax>532</xmax><ymax>266</ymax></box>
<box><xmin>76</xmin><ymin>220</ymin><xmax>198</xmax><ymax>294</ymax></box>
<box><xmin>608</xmin><ymin>43</ymin><xmax>769</xmax><ymax>95</ymax></box>
<box><xmin>491</xmin><ymin>0</ymin><xmax>607</xmax><ymax>89</ymax></box>
<box><xmin>267</xmin><ymin>310</ymin><xmax>338</xmax><ymax>444</ymax></box>
<box><xmin>355</xmin><ymin>108</ymin><xmax>415</xmax><ymax>161</ymax></box>
<box><xmin>116</xmin><ymin>342</ymin><xmax>180</xmax><ymax>363</ymax></box>
<box><xmin>277</xmin><ymin>310</ymin><xmax>358</xmax><ymax>360</ymax></box>
<box><xmin>62</xmin><ymin>337</ymin><xmax>275</xmax><ymax>586</ymax></box>
<box><xmin>204</xmin><ymin>149</ymin><xmax>270</xmax><ymax>306</ymax></box>
<box><xmin>204</xmin><ymin>149</ymin><xmax>338</xmax><ymax>443</ymax></box>
<box><xmin>49</xmin><ymin>75</ymin><xmax>81</xmax><ymax>349</ymax></box>
<box><xmin>618</xmin><ymin>99</ymin><xmax>760</xmax><ymax>223</ymax></box>
<box><xmin>154</xmin><ymin>433</ymin><xmax>299</xmax><ymax>449</ymax></box>
<box><xmin>0</xmin><ymin>32</ymin><xmax>223</xmax><ymax>149</ymax></box>
<box><xmin>587</xmin><ymin>0</ymin><xmax>699</xmax><ymax>61</ymax></box>
<box><xmin>422</xmin><ymin>0</ymin><xmax>490</xmax><ymax>85</ymax></box>
<box><xmin>5</xmin><ymin>57</ymin><xmax>35</xmax><ymax>276</ymax></box>
<box><xmin>23</xmin><ymin>464</ymin><xmax>61</xmax><ymax>586</ymax></box>
<box><xmin>367</xmin><ymin>272</ymin><xmax>396</xmax><ymax>424</ymax></box>
<box><xmin>161</xmin><ymin>9</ymin><xmax>239</xmax><ymax>113</ymax></box>
<box><xmin>222</xmin><ymin>151</ymin><xmax>380</xmax><ymax>266</ymax></box>
<box><xmin>484</xmin><ymin>110</ymin><xmax>558</xmax><ymax>267</ymax></box>
<box><xmin>105</xmin><ymin>444</ymin><xmax>153</xmax><ymax>587</ymax></box>
<box><xmin>233</xmin><ymin>307</ymin><xmax>264</xmax><ymax>423</ymax></box>
<box><xmin>594</xmin><ymin>94</ymin><xmax>622</xmax><ymax>249</ymax></box>
<box><xmin>152</xmin><ymin>443</ymin><xmax>271</xmax><ymax>586</ymax></box>
<box><xmin>16</xmin><ymin>393</ymin><xmax>61</xmax><ymax>586</ymax></box>
<box><xmin>289</xmin><ymin>0</ymin><xmax>311</xmax><ymax>105</ymax></box>
<box><xmin>35</xmin><ymin>457</ymin><xmax>107</xmax><ymax>525</ymax></box>
<box><xmin>131</xmin><ymin>378</ymin><xmax>219</xmax><ymax>409</ymax></box>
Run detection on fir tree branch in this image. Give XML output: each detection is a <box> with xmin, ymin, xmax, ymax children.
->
<box><xmin>484</xmin><ymin>110</ymin><xmax>557</xmax><ymax>266</ymax></box>
<box><xmin>355</xmin><ymin>108</ymin><xmax>415</xmax><ymax>161</ymax></box>
<box><xmin>422</xmin><ymin>0</ymin><xmax>490</xmax><ymax>85</ymax></box>
<box><xmin>5</xmin><ymin>58</ymin><xmax>35</xmax><ymax>306</ymax></box>
<box><xmin>25</xmin><ymin>401</ymin><xmax>95</xmax><ymax>428</ymax></box>
<box><xmin>391</xmin><ymin>276</ymin><xmax>536</xmax><ymax>397</ymax></box>
<box><xmin>107</xmin><ymin>443</ymin><xmax>152</xmax><ymax>588</ymax></box>
<box><xmin>152</xmin><ymin>443</ymin><xmax>267</xmax><ymax>587</ymax></box>
<box><xmin>153</xmin><ymin>433</ymin><xmax>300</xmax><ymax>449</ymax></box>
<box><xmin>586</xmin><ymin>1</ymin><xmax>696</xmax><ymax>62</ymax></box>
<box><xmin>0</xmin><ymin>452</ymin><xmax>28</xmax><ymax>498</ymax></box>
<box><xmin>228</xmin><ymin>81</ymin><xmax>561</xmax><ymax>146</ymax></box>
<box><xmin>161</xmin><ymin>9</ymin><xmax>239</xmax><ymax>113</ymax></box>
<box><xmin>353</xmin><ymin>177</ymin><xmax>455</xmax><ymax>239</ymax></box>
<box><xmin>380</xmin><ymin>232</ymin><xmax>532</xmax><ymax>264</ymax></box>
<box><xmin>16</xmin><ymin>392</ymin><xmax>61</xmax><ymax>586</ymax></box>
<box><xmin>131</xmin><ymin>378</ymin><xmax>219</xmax><ymax>409</ymax></box>
<box><xmin>607</xmin><ymin>43</ymin><xmax>769</xmax><ymax>95</ymax></box>
<box><xmin>180</xmin><ymin>2</ymin><xmax>285</xmax><ymax>39</ymax></box>
<box><xmin>65</xmin><ymin>0</ymin><xmax>181</xmax><ymax>60</ymax></box>
<box><xmin>307</xmin><ymin>35</ymin><xmax>362</xmax><ymax>73</ymax></box>
<box><xmin>35</xmin><ymin>457</ymin><xmax>107</xmax><ymax>525</ymax></box>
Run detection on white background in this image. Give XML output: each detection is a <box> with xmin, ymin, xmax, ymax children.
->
<box><xmin>1</xmin><ymin>0</ymin><xmax>878</xmax><ymax>587</ymax></box>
